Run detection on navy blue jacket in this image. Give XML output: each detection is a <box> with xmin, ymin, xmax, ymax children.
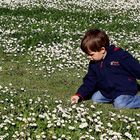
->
<box><xmin>77</xmin><ymin>45</ymin><xmax>140</xmax><ymax>100</ymax></box>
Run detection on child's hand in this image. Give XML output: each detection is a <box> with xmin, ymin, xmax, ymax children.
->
<box><xmin>71</xmin><ymin>95</ymin><xmax>79</xmax><ymax>104</ymax></box>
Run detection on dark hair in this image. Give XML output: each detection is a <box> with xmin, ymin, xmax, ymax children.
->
<box><xmin>80</xmin><ymin>29</ymin><xmax>110</xmax><ymax>54</ymax></box>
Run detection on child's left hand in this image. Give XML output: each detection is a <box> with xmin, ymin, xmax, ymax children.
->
<box><xmin>71</xmin><ymin>95</ymin><xmax>79</xmax><ymax>104</ymax></box>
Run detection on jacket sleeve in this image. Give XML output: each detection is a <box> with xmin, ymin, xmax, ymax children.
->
<box><xmin>120</xmin><ymin>52</ymin><xmax>140</xmax><ymax>79</ymax></box>
<box><xmin>76</xmin><ymin>62</ymin><xmax>97</xmax><ymax>100</ymax></box>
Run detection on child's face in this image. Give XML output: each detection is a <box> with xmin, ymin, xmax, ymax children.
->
<box><xmin>87</xmin><ymin>47</ymin><xmax>106</xmax><ymax>61</ymax></box>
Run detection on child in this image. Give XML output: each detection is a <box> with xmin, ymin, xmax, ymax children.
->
<box><xmin>71</xmin><ymin>29</ymin><xmax>140</xmax><ymax>108</ymax></box>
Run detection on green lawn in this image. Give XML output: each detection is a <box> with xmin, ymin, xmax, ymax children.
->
<box><xmin>0</xmin><ymin>1</ymin><xmax>140</xmax><ymax>139</ymax></box>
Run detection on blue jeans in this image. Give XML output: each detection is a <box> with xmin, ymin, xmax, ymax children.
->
<box><xmin>91</xmin><ymin>91</ymin><xmax>140</xmax><ymax>109</ymax></box>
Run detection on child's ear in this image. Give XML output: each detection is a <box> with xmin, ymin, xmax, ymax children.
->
<box><xmin>101</xmin><ymin>47</ymin><xmax>106</xmax><ymax>53</ymax></box>
<box><xmin>101</xmin><ymin>47</ymin><xmax>106</xmax><ymax>50</ymax></box>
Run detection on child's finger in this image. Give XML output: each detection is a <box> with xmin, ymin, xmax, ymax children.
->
<box><xmin>71</xmin><ymin>98</ymin><xmax>76</xmax><ymax>103</ymax></box>
<box><xmin>71</xmin><ymin>98</ymin><xmax>77</xmax><ymax>104</ymax></box>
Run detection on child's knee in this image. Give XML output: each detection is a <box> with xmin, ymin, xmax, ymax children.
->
<box><xmin>92</xmin><ymin>91</ymin><xmax>112</xmax><ymax>103</ymax></box>
<box><xmin>91</xmin><ymin>91</ymin><xmax>102</xmax><ymax>102</ymax></box>
<box><xmin>92</xmin><ymin>94</ymin><xmax>98</xmax><ymax>102</ymax></box>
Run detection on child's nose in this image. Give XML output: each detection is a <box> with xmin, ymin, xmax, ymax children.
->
<box><xmin>88</xmin><ymin>56</ymin><xmax>93</xmax><ymax>60</ymax></box>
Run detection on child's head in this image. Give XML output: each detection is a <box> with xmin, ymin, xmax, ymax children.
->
<box><xmin>80</xmin><ymin>29</ymin><xmax>110</xmax><ymax>61</ymax></box>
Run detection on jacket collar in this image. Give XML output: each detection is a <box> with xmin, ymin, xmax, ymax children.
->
<box><xmin>105</xmin><ymin>45</ymin><xmax>115</xmax><ymax>59</ymax></box>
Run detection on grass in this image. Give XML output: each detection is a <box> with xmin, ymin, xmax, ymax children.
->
<box><xmin>0</xmin><ymin>1</ymin><xmax>140</xmax><ymax>139</ymax></box>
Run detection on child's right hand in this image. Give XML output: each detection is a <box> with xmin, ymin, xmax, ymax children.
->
<box><xmin>71</xmin><ymin>95</ymin><xmax>80</xmax><ymax>104</ymax></box>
